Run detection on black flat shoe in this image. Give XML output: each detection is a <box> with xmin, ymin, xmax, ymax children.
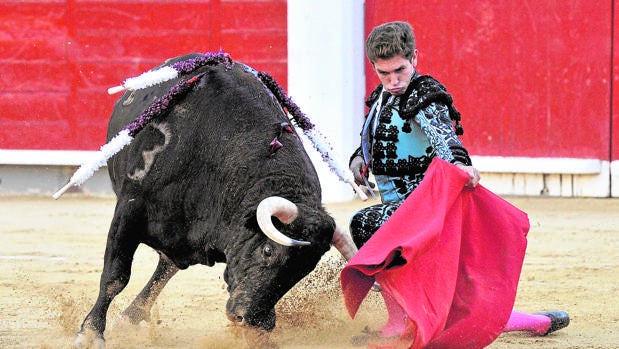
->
<box><xmin>351</xmin><ymin>326</ymin><xmax>382</xmax><ymax>346</ymax></box>
<box><xmin>351</xmin><ymin>326</ymin><xmax>399</xmax><ymax>346</ymax></box>
<box><xmin>535</xmin><ymin>310</ymin><xmax>570</xmax><ymax>335</ymax></box>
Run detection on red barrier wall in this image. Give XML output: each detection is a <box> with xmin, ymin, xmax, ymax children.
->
<box><xmin>0</xmin><ymin>0</ymin><xmax>286</xmax><ymax>151</ymax></box>
<box><xmin>365</xmin><ymin>0</ymin><xmax>613</xmax><ymax>160</ymax></box>
<box><xmin>1</xmin><ymin>1</ymin><xmax>616</xmax><ymax>163</ymax></box>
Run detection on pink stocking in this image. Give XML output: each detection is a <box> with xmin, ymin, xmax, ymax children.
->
<box><xmin>503</xmin><ymin>310</ymin><xmax>551</xmax><ymax>335</ymax></box>
<box><xmin>379</xmin><ymin>291</ymin><xmax>406</xmax><ymax>337</ymax></box>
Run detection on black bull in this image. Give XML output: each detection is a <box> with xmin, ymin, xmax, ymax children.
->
<box><xmin>73</xmin><ymin>54</ymin><xmax>357</xmax><ymax>348</ymax></box>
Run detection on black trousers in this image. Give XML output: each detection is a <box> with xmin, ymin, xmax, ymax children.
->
<box><xmin>349</xmin><ymin>202</ymin><xmax>400</xmax><ymax>248</ymax></box>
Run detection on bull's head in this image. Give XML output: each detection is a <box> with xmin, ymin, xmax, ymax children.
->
<box><xmin>222</xmin><ymin>196</ymin><xmax>356</xmax><ymax>331</ymax></box>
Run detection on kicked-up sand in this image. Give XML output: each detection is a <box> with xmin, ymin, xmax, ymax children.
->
<box><xmin>1</xmin><ymin>195</ymin><xmax>618</xmax><ymax>348</ymax></box>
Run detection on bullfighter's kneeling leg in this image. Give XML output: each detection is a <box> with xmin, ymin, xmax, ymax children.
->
<box><xmin>379</xmin><ymin>291</ymin><xmax>406</xmax><ymax>337</ymax></box>
<box><xmin>350</xmin><ymin>292</ymin><xmax>404</xmax><ymax>346</ymax></box>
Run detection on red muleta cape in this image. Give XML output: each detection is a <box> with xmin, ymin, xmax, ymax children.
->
<box><xmin>340</xmin><ymin>158</ymin><xmax>530</xmax><ymax>349</ymax></box>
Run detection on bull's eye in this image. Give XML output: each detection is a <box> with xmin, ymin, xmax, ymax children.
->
<box><xmin>263</xmin><ymin>244</ymin><xmax>272</xmax><ymax>257</ymax></box>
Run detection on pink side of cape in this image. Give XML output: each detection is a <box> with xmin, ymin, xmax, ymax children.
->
<box><xmin>340</xmin><ymin>158</ymin><xmax>529</xmax><ymax>349</ymax></box>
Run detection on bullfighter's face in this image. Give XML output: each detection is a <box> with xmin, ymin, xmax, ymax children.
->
<box><xmin>372</xmin><ymin>52</ymin><xmax>418</xmax><ymax>96</ymax></box>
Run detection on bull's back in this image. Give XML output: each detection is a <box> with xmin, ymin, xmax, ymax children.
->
<box><xmin>106</xmin><ymin>53</ymin><xmax>203</xmax><ymax>138</ymax></box>
<box><xmin>105</xmin><ymin>54</ymin><xmax>320</xmax><ymax>203</ymax></box>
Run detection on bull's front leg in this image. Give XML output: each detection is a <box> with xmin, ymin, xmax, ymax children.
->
<box><xmin>74</xmin><ymin>202</ymin><xmax>142</xmax><ymax>349</ymax></box>
<box><xmin>118</xmin><ymin>251</ymin><xmax>179</xmax><ymax>324</ymax></box>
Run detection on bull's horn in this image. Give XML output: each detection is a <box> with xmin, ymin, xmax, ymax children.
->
<box><xmin>256</xmin><ymin>196</ymin><xmax>310</xmax><ymax>246</ymax></box>
<box><xmin>331</xmin><ymin>225</ymin><xmax>358</xmax><ymax>261</ymax></box>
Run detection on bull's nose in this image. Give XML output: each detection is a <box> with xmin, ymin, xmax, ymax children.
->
<box><xmin>226</xmin><ymin>311</ymin><xmax>245</xmax><ymax>324</ymax></box>
<box><xmin>226</xmin><ymin>309</ymin><xmax>276</xmax><ymax>332</ymax></box>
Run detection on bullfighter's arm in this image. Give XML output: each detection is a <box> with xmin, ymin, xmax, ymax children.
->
<box><xmin>415</xmin><ymin>102</ymin><xmax>472</xmax><ymax>166</ymax></box>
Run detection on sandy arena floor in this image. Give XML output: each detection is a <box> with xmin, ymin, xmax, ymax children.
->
<box><xmin>1</xmin><ymin>194</ymin><xmax>618</xmax><ymax>348</ymax></box>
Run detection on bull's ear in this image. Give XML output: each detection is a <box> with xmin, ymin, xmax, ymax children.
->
<box><xmin>290</xmin><ymin>207</ymin><xmax>335</xmax><ymax>246</ymax></box>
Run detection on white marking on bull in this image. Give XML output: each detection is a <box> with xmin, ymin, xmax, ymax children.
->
<box><xmin>128</xmin><ymin>122</ymin><xmax>171</xmax><ymax>181</ymax></box>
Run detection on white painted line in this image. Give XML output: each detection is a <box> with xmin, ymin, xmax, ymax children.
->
<box><xmin>0</xmin><ymin>255</ymin><xmax>66</xmax><ymax>261</ymax></box>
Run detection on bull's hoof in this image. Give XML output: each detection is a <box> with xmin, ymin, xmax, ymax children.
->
<box><xmin>121</xmin><ymin>305</ymin><xmax>150</xmax><ymax>324</ymax></box>
<box><xmin>73</xmin><ymin>330</ymin><xmax>105</xmax><ymax>349</ymax></box>
<box><xmin>114</xmin><ymin>310</ymin><xmax>149</xmax><ymax>328</ymax></box>
<box><xmin>111</xmin><ymin>313</ymin><xmax>137</xmax><ymax>331</ymax></box>
<box><xmin>242</xmin><ymin>327</ymin><xmax>279</xmax><ymax>349</ymax></box>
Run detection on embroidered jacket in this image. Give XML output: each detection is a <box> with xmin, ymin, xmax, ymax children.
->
<box><xmin>352</xmin><ymin>72</ymin><xmax>472</xmax><ymax>203</ymax></box>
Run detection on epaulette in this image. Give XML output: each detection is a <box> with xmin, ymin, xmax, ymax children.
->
<box><xmin>400</xmin><ymin>75</ymin><xmax>463</xmax><ymax>135</ymax></box>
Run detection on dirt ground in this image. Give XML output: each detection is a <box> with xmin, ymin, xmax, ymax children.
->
<box><xmin>1</xmin><ymin>194</ymin><xmax>618</xmax><ymax>348</ymax></box>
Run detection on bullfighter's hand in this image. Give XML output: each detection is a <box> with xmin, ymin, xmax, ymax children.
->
<box><xmin>456</xmin><ymin>164</ymin><xmax>481</xmax><ymax>188</ymax></box>
<box><xmin>350</xmin><ymin>156</ymin><xmax>374</xmax><ymax>187</ymax></box>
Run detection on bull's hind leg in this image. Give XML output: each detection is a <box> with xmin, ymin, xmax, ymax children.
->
<box><xmin>74</xmin><ymin>200</ymin><xmax>143</xmax><ymax>349</ymax></box>
<box><xmin>119</xmin><ymin>251</ymin><xmax>179</xmax><ymax>324</ymax></box>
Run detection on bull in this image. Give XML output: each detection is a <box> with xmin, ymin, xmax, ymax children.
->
<box><xmin>72</xmin><ymin>53</ymin><xmax>358</xmax><ymax>348</ymax></box>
